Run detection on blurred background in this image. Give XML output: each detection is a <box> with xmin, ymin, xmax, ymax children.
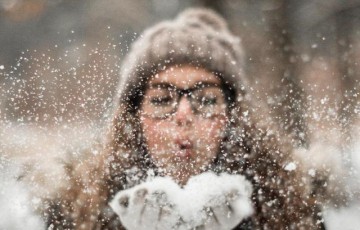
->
<box><xmin>0</xmin><ymin>0</ymin><xmax>360</xmax><ymax>228</ymax></box>
<box><xmin>1</xmin><ymin>0</ymin><xmax>359</xmax><ymax>140</ymax></box>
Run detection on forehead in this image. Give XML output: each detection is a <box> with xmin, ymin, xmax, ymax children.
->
<box><xmin>148</xmin><ymin>65</ymin><xmax>221</xmax><ymax>88</ymax></box>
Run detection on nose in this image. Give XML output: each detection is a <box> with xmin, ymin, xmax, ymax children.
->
<box><xmin>174</xmin><ymin>97</ymin><xmax>193</xmax><ymax>126</ymax></box>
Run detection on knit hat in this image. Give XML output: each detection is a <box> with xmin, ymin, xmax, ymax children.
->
<box><xmin>117</xmin><ymin>8</ymin><xmax>247</xmax><ymax>108</ymax></box>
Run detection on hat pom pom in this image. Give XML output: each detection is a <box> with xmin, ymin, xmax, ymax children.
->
<box><xmin>176</xmin><ymin>8</ymin><xmax>228</xmax><ymax>32</ymax></box>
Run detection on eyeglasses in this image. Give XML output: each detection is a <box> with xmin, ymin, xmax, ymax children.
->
<box><xmin>140</xmin><ymin>82</ymin><xmax>227</xmax><ymax>119</ymax></box>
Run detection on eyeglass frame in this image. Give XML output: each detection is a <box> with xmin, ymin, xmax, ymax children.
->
<box><xmin>139</xmin><ymin>82</ymin><xmax>231</xmax><ymax>119</ymax></box>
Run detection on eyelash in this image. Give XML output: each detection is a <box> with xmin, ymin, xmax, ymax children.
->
<box><xmin>150</xmin><ymin>96</ymin><xmax>172</xmax><ymax>105</ymax></box>
<box><xmin>200</xmin><ymin>97</ymin><xmax>217</xmax><ymax>105</ymax></box>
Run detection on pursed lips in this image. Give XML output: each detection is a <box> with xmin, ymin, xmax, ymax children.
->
<box><xmin>174</xmin><ymin>138</ymin><xmax>193</xmax><ymax>158</ymax></box>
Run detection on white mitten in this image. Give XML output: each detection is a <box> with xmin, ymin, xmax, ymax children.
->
<box><xmin>109</xmin><ymin>177</ymin><xmax>182</xmax><ymax>230</ymax></box>
<box><xmin>182</xmin><ymin>172</ymin><xmax>254</xmax><ymax>230</ymax></box>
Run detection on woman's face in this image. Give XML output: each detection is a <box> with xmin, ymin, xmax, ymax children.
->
<box><xmin>139</xmin><ymin>65</ymin><xmax>229</xmax><ymax>185</ymax></box>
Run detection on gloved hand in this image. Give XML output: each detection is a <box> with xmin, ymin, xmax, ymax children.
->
<box><xmin>110</xmin><ymin>172</ymin><xmax>253</xmax><ymax>230</ymax></box>
<box><xmin>109</xmin><ymin>177</ymin><xmax>182</xmax><ymax>230</ymax></box>
<box><xmin>200</xmin><ymin>189</ymin><xmax>254</xmax><ymax>229</ymax></box>
<box><xmin>181</xmin><ymin>172</ymin><xmax>253</xmax><ymax>230</ymax></box>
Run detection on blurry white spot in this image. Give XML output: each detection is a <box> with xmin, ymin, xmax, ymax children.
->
<box><xmin>284</xmin><ymin>162</ymin><xmax>297</xmax><ymax>171</ymax></box>
<box><xmin>308</xmin><ymin>169</ymin><xmax>316</xmax><ymax>177</ymax></box>
<box><xmin>300</xmin><ymin>54</ymin><xmax>310</xmax><ymax>62</ymax></box>
<box><xmin>311</xmin><ymin>44</ymin><xmax>318</xmax><ymax>49</ymax></box>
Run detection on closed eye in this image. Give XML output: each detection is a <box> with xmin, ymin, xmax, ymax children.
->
<box><xmin>150</xmin><ymin>96</ymin><xmax>172</xmax><ymax>106</ymax></box>
<box><xmin>200</xmin><ymin>96</ymin><xmax>217</xmax><ymax>106</ymax></box>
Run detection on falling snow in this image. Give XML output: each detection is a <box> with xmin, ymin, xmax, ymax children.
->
<box><xmin>1</xmin><ymin>1</ymin><xmax>360</xmax><ymax>230</ymax></box>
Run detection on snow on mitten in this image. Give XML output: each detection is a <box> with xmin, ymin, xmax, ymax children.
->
<box><xmin>109</xmin><ymin>177</ymin><xmax>181</xmax><ymax>230</ymax></box>
<box><xmin>183</xmin><ymin>172</ymin><xmax>254</xmax><ymax>230</ymax></box>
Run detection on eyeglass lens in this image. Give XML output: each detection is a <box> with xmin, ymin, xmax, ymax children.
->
<box><xmin>141</xmin><ymin>86</ymin><xmax>226</xmax><ymax>119</ymax></box>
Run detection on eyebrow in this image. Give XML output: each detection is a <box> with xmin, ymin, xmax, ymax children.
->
<box><xmin>148</xmin><ymin>81</ymin><xmax>220</xmax><ymax>89</ymax></box>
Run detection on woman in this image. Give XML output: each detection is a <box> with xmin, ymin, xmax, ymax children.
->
<box><xmin>45</xmin><ymin>8</ymin><xmax>324</xmax><ymax>229</ymax></box>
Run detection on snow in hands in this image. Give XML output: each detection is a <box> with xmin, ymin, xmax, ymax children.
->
<box><xmin>110</xmin><ymin>172</ymin><xmax>253</xmax><ymax>230</ymax></box>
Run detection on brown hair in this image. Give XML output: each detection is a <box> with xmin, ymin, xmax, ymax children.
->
<box><xmin>45</xmin><ymin>79</ymin><xmax>322</xmax><ymax>229</ymax></box>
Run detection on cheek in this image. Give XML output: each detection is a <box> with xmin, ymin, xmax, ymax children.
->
<box><xmin>194</xmin><ymin>118</ymin><xmax>227</xmax><ymax>149</ymax></box>
<box><xmin>141</xmin><ymin>118</ymin><xmax>227</xmax><ymax>142</ymax></box>
<box><xmin>187</xmin><ymin>118</ymin><xmax>228</xmax><ymax>170</ymax></box>
<box><xmin>140</xmin><ymin>118</ymin><xmax>171</xmax><ymax>152</ymax></box>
